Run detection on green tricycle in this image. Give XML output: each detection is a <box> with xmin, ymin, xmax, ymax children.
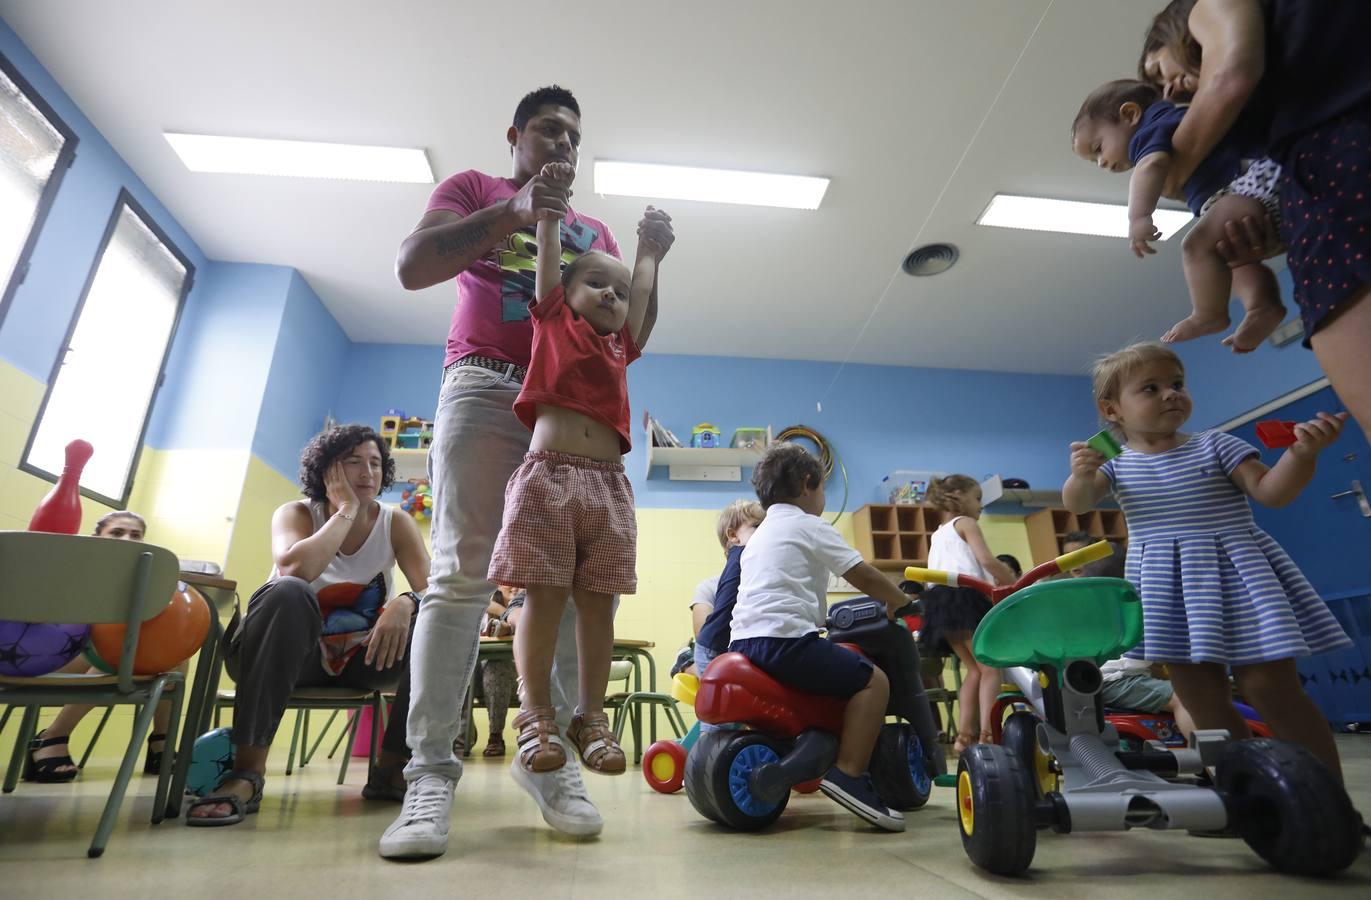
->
<box><xmin>907</xmin><ymin>542</ymin><xmax>1362</xmax><ymax>878</ymax></box>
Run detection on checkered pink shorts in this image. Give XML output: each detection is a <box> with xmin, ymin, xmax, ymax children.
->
<box><xmin>488</xmin><ymin>451</ymin><xmax>637</xmax><ymax>595</ymax></box>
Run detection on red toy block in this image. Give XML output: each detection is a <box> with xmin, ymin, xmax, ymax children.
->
<box><xmin>1256</xmin><ymin>419</ymin><xmax>1298</xmax><ymax>449</ymax></box>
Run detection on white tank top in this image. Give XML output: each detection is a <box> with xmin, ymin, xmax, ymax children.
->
<box><xmin>270</xmin><ymin>500</ymin><xmax>396</xmax><ymax>611</ymax></box>
<box><xmin>928</xmin><ymin>516</ymin><xmax>992</xmax><ymax>582</ymax></box>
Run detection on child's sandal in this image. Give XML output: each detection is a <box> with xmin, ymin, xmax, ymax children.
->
<box><xmin>567</xmin><ymin>712</ymin><xmax>626</xmax><ymax>775</ymax></box>
<box><xmin>952</xmin><ymin>731</ymin><xmax>976</xmax><ymax>754</ymax></box>
<box><xmin>513</xmin><ymin>706</ymin><xmax>566</xmax><ymax>773</ymax></box>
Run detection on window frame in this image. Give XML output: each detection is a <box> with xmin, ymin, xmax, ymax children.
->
<box><xmin>0</xmin><ymin>49</ymin><xmax>79</xmax><ymax>329</ymax></box>
<box><xmin>19</xmin><ymin>188</ymin><xmax>196</xmax><ymax>508</ymax></box>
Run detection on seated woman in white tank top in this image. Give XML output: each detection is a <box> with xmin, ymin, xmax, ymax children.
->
<box><xmin>187</xmin><ymin>425</ymin><xmax>431</xmax><ymax>826</ymax></box>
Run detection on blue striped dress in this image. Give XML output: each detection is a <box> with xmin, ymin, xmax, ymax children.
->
<box><xmin>1102</xmin><ymin>430</ymin><xmax>1350</xmax><ymax>665</ymax></box>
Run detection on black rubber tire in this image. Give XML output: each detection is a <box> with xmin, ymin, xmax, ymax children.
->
<box><xmin>1001</xmin><ymin>711</ymin><xmax>1049</xmax><ymax>798</ymax></box>
<box><xmin>688</xmin><ymin>731</ymin><xmax>790</xmax><ymax>830</ymax></box>
<box><xmin>684</xmin><ymin>731</ymin><xmax>727</xmax><ymax>824</ymax></box>
<box><xmin>870</xmin><ymin>723</ymin><xmax>932</xmax><ymax>811</ymax></box>
<box><xmin>958</xmin><ymin>744</ymin><xmax>1037</xmax><ymax>876</ymax></box>
<box><xmin>1215</xmin><ymin>737</ymin><xmax>1362</xmax><ymax>876</ymax></box>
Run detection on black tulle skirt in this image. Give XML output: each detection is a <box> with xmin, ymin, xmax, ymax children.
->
<box><xmin>918</xmin><ymin>585</ymin><xmax>993</xmax><ymax>655</ymax></box>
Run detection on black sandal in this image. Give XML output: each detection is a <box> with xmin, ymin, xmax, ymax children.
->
<box><xmin>143</xmin><ymin>732</ymin><xmax>168</xmax><ymax>775</ymax></box>
<box><xmin>23</xmin><ymin>730</ymin><xmax>78</xmax><ymax>783</ymax></box>
<box><xmin>185</xmin><ymin>770</ymin><xmax>265</xmax><ymax>827</ymax></box>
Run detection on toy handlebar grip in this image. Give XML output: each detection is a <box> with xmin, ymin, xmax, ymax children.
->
<box><xmin>1055</xmin><ymin>540</ymin><xmax>1113</xmax><ymax>574</ymax></box>
<box><xmin>904</xmin><ymin>566</ymin><xmax>949</xmax><ymax>586</ymax></box>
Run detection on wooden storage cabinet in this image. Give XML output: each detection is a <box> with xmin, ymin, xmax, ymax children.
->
<box><xmin>853</xmin><ymin>503</ymin><xmax>944</xmax><ymax>571</ymax></box>
<box><xmin>1025</xmin><ymin>507</ymin><xmax>1128</xmax><ymax>565</ymax></box>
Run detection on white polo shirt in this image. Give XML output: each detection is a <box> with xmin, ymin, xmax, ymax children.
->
<box><xmin>729</xmin><ymin>503</ymin><xmax>864</xmax><ymax>642</ymax></box>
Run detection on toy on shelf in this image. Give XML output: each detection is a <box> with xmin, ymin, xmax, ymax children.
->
<box><xmin>880</xmin><ymin>469</ymin><xmax>939</xmax><ymax>505</ymax></box>
<box><xmin>380</xmin><ymin>413</ymin><xmax>435</xmax><ymax>451</ymax></box>
<box><xmin>729</xmin><ymin>427</ymin><xmax>769</xmax><ymax>451</ymax></box>
<box><xmin>398</xmin><ymin>481</ymin><xmax>433</xmax><ymax>522</ymax></box>
<box><xmin>905</xmin><ymin>543</ymin><xmax>1361</xmax><ymax>878</ymax></box>
<box><xmin>1085</xmin><ymin>429</ymin><xmax>1123</xmax><ymax>460</ymax></box>
<box><xmin>690</xmin><ymin>423</ymin><xmax>722</xmax><ymax>449</ymax></box>
<box><xmin>1256</xmin><ymin>419</ymin><xmax>1298</xmax><ymax>449</ymax></box>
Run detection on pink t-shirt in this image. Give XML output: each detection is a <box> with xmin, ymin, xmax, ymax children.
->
<box><xmin>426</xmin><ymin>170</ymin><xmax>620</xmax><ymax>368</ymax></box>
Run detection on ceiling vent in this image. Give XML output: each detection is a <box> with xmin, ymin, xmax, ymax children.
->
<box><xmin>902</xmin><ymin>243</ymin><xmax>959</xmax><ymax>276</ymax></box>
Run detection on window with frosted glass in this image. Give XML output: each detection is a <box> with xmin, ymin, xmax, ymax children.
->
<box><xmin>0</xmin><ymin>52</ymin><xmax>76</xmax><ymax>325</ymax></box>
<box><xmin>23</xmin><ymin>194</ymin><xmax>193</xmax><ymax>506</ymax></box>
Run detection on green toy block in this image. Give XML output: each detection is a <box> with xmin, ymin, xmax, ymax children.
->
<box><xmin>1086</xmin><ymin>429</ymin><xmax>1123</xmax><ymax>460</ymax></box>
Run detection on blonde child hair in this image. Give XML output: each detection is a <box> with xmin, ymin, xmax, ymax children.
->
<box><xmin>1091</xmin><ymin>341</ymin><xmax>1184</xmax><ymax>436</ymax></box>
<box><xmin>715</xmin><ymin>499</ymin><xmax>765</xmax><ymax>549</ymax></box>
<box><xmin>925</xmin><ymin>475</ymin><xmax>980</xmax><ymax>516</ymax></box>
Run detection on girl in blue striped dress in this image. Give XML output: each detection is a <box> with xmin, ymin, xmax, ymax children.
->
<box><xmin>1062</xmin><ymin>342</ymin><xmax>1352</xmax><ymax>781</ymax></box>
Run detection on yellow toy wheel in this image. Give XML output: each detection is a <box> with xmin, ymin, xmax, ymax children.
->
<box><xmin>957</xmin><ymin>745</ymin><xmax>1037</xmax><ymax>876</ymax></box>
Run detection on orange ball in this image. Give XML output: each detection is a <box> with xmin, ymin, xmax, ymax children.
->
<box><xmin>89</xmin><ymin>583</ymin><xmax>211</xmax><ymax>675</ymax></box>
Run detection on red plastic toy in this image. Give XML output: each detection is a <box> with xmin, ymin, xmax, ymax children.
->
<box><xmin>1256</xmin><ymin>419</ymin><xmax>1298</xmax><ymax>449</ymax></box>
<box><xmin>694</xmin><ymin>651</ymin><xmax>849</xmax><ymax>737</ymax></box>
<box><xmin>28</xmin><ymin>439</ymin><xmax>94</xmax><ymax>534</ymax></box>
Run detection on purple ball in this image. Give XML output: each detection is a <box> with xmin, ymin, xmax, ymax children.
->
<box><xmin>0</xmin><ymin>620</ymin><xmax>91</xmax><ymax>676</ymax></box>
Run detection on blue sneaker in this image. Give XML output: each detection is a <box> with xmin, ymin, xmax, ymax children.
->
<box><xmin>819</xmin><ymin>766</ymin><xmax>905</xmax><ymax>832</ymax></box>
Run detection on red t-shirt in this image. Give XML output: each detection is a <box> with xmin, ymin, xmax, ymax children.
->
<box><xmin>425</xmin><ymin>170</ymin><xmax>620</xmax><ymax>368</ymax></box>
<box><xmin>513</xmin><ymin>284</ymin><xmax>641</xmax><ymax>454</ymax></box>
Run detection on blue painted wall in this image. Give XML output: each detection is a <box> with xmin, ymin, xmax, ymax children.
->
<box><xmin>0</xmin><ymin>19</ymin><xmax>209</xmax><ymax>380</ymax></box>
<box><xmin>332</xmin><ymin>343</ymin><xmax>445</xmax><ymax>430</ymax></box>
<box><xmin>329</xmin><ymin>345</ymin><xmax>1097</xmax><ymax>510</ymax></box>
<box><xmin>148</xmin><ymin>263</ymin><xmax>291</xmax><ymax>452</ymax></box>
<box><xmin>251</xmin><ymin>270</ymin><xmax>351</xmax><ymax>477</ymax></box>
<box><xmin>1173</xmin><ymin>268</ymin><xmax>1327</xmax><ymax>428</ymax></box>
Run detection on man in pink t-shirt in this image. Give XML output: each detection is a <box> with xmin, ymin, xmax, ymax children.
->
<box><xmin>379</xmin><ymin>86</ymin><xmax>674</xmax><ymax>861</ymax></box>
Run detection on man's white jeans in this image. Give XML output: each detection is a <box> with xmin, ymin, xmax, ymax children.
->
<box><xmin>403</xmin><ymin>364</ymin><xmax>590</xmax><ymax>782</ymax></box>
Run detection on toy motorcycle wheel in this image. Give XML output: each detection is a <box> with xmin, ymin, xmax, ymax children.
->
<box><xmin>642</xmin><ymin>740</ymin><xmax>687</xmax><ymax>794</ymax></box>
<box><xmin>957</xmin><ymin>744</ymin><xmax>1036</xmax><ymax>876</ymax></box>
<box><xmin>1215</xmin><ymin>738</ymin><xmax>1361</xmax><ymax>876</ymax></box>
<box><xmin>686</xmin><ymin>731</ymin><xmax>789</xmax><ymax>830</ymax></box>
<box><xmin>1000</xmin><ymin>711</ymin><xmax>1057</xmax><ymax>798</ymax></box>
<box><xmin>870</xmin><ymin>723</ymin><xmax>932</xmax><ymax>811</ymax></box>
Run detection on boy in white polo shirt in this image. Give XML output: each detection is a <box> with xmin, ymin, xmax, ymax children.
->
<box><xmin>728</xmin><ymin>443</ymin><xmax>911</xmax><ymax>832</ymax></box>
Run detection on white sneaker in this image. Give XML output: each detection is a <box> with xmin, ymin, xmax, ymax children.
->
<box><xmin>510</xmin><ymin>758</ymin><xmax>603</xmax><ymax>836</ymax></box>
<box><xmin>378</xmin><ymin>774</ymin><xmax>454</xmax><ymax>859</ymax></box>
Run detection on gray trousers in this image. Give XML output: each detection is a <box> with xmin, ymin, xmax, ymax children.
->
<box><xmin>224</xmin><ymin>576</ymin><xmax>411</xmax><ymax>756</ymax></box>
<box><xmin>405</xmin><ymin>364</ymin><xmax>597</xmax><ymax>782</ymax></box>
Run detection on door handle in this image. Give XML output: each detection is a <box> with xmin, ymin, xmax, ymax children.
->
<box><xmin>1330</xmin><ymin>479</ymin><xmax>1371</xmax><ymax>518</ymax></box>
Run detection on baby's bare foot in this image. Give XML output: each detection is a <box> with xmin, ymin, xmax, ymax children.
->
<box><xmin>1162</xmin><ymin>314</ymin><xmax>1230</xmax><ymax>344</ymax></box>
<box><xmin>1222</xmin><ymin>303</ymin><xmax>1287</xmax><ymax>353</ymax></box>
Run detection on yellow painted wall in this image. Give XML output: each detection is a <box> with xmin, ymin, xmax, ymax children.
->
<box><xmin>0</xmin><ymin>360</ymin><xmax>126</xmax><ymax>530</ymax></box>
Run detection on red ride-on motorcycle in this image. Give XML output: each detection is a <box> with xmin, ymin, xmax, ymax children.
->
<box><xmin>683</xmin><ymin>598</ymin><xmax>945</xmax><ymax>830</ymax></box>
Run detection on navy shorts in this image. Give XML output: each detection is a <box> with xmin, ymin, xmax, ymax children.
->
<box><xmin>729</xmin><ymin>633</ymin><xmax>874</xmax><ymax>699</ymax></box>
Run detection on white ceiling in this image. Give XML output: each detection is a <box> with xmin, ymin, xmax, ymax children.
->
<box><xmin>1</xmin><ymin>0</ymin><xmax>1210</xmax><ymax>375</ymax></box>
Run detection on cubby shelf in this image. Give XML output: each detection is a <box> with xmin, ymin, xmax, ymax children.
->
<box><xmin>1025</xmin><ymin>507</ymin><xmax>1129</xmax><ymax>564</ymax></box>
<box><xmin>852</xmin><ymin>503</ymin><xmax>946</xmax><ymax>571</ymax></box>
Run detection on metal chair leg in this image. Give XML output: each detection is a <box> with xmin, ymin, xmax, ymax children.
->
<box><xmin>3</xmin><ymin>706</ymin><xmax>39</xmax><ymax>793</ymax></box>
<box><xmin>89</xmin><ymin>682</ymin><xmax>165</xmax><ymax>858</ymax></box>
<box><xmin>151</xmin><ymin>684</ymin><xmax>184</xmax><ymax>824</ymax></box>
<box><xmin>327</xmin><ymin>711</ymin><xmax>354</xmax><ymax>760</ymax></box>
<box><xmin>368</xmin><ymin>694</ymin><xmax>382</xmax><ymax>774</ymax></box>
<box><xmin>303</xmin><ymin>710</ymin><xmax>341</xmax><ymax>765</ymax></box>
<box><xmin>285</xmin><ymin>709</ymin><xmax>303</xmax><ymax>775</ymax></box>
<box><xmin>337</xmin><ymin>705</ymin><xmax>363</xmax><ymax>785</ymax></box>
<box><xmin>79</xmin><ymin>706</ymin><xmax>116</xmax><ymax>770</ymax></box>
<box><xmin>0</xmin><ymin>704</ymin><xmax>13</xmax><ymax>736</ymax></box>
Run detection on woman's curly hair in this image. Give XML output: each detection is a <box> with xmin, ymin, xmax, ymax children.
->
<box><xmin>298</xmin><ymin>424</ymin><xmax>396</xmax><ymax>502</ymax></box>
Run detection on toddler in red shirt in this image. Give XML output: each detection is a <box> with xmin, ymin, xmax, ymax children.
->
<box><xmin>489</xmin><ymin>161</ymin><xmax>667</xmax><ymax>776</ymax></box>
